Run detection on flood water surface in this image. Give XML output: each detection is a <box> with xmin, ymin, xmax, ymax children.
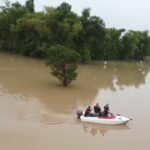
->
<box><xmin>0</xmin><ymin>53</ymin><xmax>150</xmax><ymax>150</ymax></box>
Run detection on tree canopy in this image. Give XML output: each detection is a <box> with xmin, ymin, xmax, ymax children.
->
<box><xmin>0</xmin><ymin>0</ymin><xmax>150</xmax><ymax>61</ymax></box>
<box><xmin>46</xmin><ymin>45</ymin><xmax>81</xmax><ymax>86</ymax></box>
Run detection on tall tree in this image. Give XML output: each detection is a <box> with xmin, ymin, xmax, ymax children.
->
<box><xmin>75</xmin><ymin>8</ymin><xmax>105</xmax><ymax>61</ymax></box>
<box><xmin>101</xmin><ymin>28</ymin><xmax>125</xmax><ymax>60</ymax></box>
<box><xmin>0</xmin><ymin>1</ymin><xmax>26</xmax><ymax>52</ymax></box>
<box><xmin>25</xmin><ymin>0</ymin><xmax>34</xmax><ymax>13</ymax></box>
<box><xmin>46</xmin><ymin>2</ymin><xmax>82</xmax><ymax>48</ymax></box>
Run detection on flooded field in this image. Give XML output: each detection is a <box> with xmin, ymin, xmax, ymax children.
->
<box><xmin>0</xmin><ymin>53</ymin><xmax>150</xmax><ymax>150</ymax></box>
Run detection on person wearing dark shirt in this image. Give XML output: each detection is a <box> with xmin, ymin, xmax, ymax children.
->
<box><xmin>84</xmin><ymin>106</ymin><xmax>91</xmax><ymax>117</ymax></box>
<box><xmin>103</xmin><ymin>104</ymin><xmax>109</xmax><ymax>117</ymax></box>
<box><xmin>94</xmin><ymin>103</ymin><xmax>101</xmax><ymax>116</ymax></box>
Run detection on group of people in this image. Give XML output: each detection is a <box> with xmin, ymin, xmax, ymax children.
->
<box><xmin>84</xmin><ymin>103</ymin><xmax>109</xmax><ymax>117</ymax></box>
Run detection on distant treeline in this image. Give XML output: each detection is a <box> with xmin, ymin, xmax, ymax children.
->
<box><xmin>0</xmin><ymin>0</ymin><xmax>150</xmax><ymax>62</ymax></box>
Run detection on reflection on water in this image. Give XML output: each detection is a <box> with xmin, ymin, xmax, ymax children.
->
<box><xmin>0</xmin><ymin>87</ymin><xmax>70</xmax><ymax>125</ymax></box>
<box><xmin>0</xmin><ymin>52</ymin><xmax>150</xmax><ymax>150</ymax></box>
<box><xmin>81</xmin><ymin>122</ymin><xmax>130</xmax><ymax>136</ymax></box>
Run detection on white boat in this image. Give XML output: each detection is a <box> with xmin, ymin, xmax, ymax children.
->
<box><xmin>77</xmin><ymin>111</ymin><xmax>130</xmax><ymax>125</ymax></box>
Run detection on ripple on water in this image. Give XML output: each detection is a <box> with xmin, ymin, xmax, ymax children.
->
<box><xmin>0</xmin><ymin>89</ymin><xmax>70</xmax><ymax>125</ymax></box>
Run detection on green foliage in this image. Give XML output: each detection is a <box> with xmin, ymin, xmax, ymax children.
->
<box><xmin>0</xmin><ymin>1</ymin><xmax>150</xmax><ymax>61</ymax></box>
<box><xmin>75</xmin><ymin>8</ymin><xmax>105</xmax><ymax>61</ymax></box>
<box><xmin>0</xmin><ymin>1</ymin><xmax>26</xmax><ymax>52</ymax></box>
<box><xmin>46</xmin><ymin>2</ymin><xmax>81</xmax><ymax>49</ymax></box>
<box><xmin>121</xmin><ymin>30</ymin><xmax>150</xmax><ymax>60</ymax></box>
<box><xmin>14</xmin><ymin>16</ymin><xmax>50</xmax><ymax>57</ymax></box>
<box><xmin>101</xmin><ymin>28</ymin><xmax>125</xmax><ymax>60</ymax></box>
<box><xmin>47</xmin><ymin>45</ymin><xmax>81</xmax><ymax>86</ymax></box>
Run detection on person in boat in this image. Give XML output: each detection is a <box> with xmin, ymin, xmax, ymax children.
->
<box><xmin>84</xmin><ymin>106</ymin><xmax>92</xmax><ymax>117</ymax></box>
<box><xmin>103</xmin><ymin>104</ymin><xmax>109</xmax><ymax>117</ymax></box>
<box><xmin>94</xmin><ymin>103</ymin><xmax>101</xmax><ymax>116</ymax></box>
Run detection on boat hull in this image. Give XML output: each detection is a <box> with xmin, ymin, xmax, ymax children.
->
<box><xmin>80</xmin><ymin>114</ymin><xmax>130</xmax><ymax>125</ymax></box>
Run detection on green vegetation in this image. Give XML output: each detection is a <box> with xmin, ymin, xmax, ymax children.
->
<box><xmin>46</xmin><ymin>45</ymin><xmax>80</xmax><ymax>86</ymax></box>
<box><xmin>0</xmin><ymin>0</ymin><xmax>150</xmax><ymax>85</ymax></box>
<box><xmin>0</xmin><ymin>0</ymin><xmax>150</xmax><ymax>61</ymax></box>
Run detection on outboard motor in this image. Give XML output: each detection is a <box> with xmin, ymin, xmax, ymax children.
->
<box><xmin>76</xmin><ymin>110</ymin><xmax>83</xmax><ymax>119</ymax></box>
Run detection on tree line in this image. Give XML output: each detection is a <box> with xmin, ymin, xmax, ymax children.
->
<box><xmin>0</xmin><ymin>0</ymin><xmax>150</xmax><ymax>61</ymax></box>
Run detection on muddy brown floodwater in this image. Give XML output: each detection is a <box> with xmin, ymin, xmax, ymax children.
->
<box><xmin>0</xmin><ymin>52</ymin><xmax>150</xmax><ymax>150</ymax></box>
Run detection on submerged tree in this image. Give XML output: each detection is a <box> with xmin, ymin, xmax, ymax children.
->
<box><xmin>46</xmin><ymin>45</ymin><xmax>81</xmax><ymax>87</ymax></box>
